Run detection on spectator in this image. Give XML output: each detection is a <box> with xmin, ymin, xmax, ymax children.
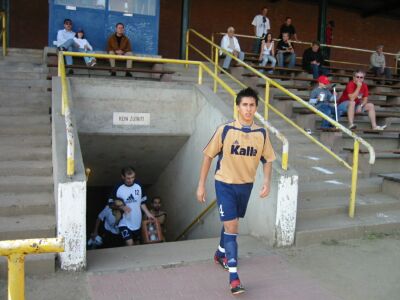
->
<box><xmin>251</xmin><ymin>7</ymin><xmax>270</xmax><ymax>54</ymax></box>
<box><xmin>56</xmin><ymin>19</ymin><xmax>77</xmax><ymax>73</ymax></box>
<box><xmin>325</xmin><ymin>20</ymin><xmax>335</xmax><ymax>65</ymax></box>
<box><xmin>309</xmin><ymin>76</ymin><xmax>337</xmax><ymax>129</ymax></box>
<box><xmin>220</xmin><ymin>26</ymin><xmax>245</xmax><ymax>73</ymax></box>
<box><xmin>258</xmin><ymin>33</ymin><xmax>276</xmax><ymax>74</ymax></box>
<box><xmin>106</xmin><ymin>23</ymin><xmax>133</xmax><ymax>77</ymax></box>
<box><xmin>149</xmin><ymin>197</ymin><xmax>167</xmax><ymax>239</ymax></box>
<box><xmin>279</xmin><ymin>17</ymin><xmax>298</xmax><ymax>41</ymax></box>
<box><xmin>91</xmin><ymin>198</ymin><xmax>124</xmax><ymax>248</ymax></box>
<box><xmin>73</xmin><ymin>29</ymin><xmax>97</xmax><ymax>67</ymax></box>
<box><xmin>302</xmin><ymin>41</ymin><xmax>329</xmax><ymax>79</ymax></box>
<box><xmin>111</xmin><ymin>166</ymin><xmax>155</xmax><ymax>246</ymax></box>
<box><xmin>276</xmin><ymin>32</ymin><xmax>296</xmax><ymax>69</ymax></box>
<box><xmin>337</xmin><ymin>70</ymin><xmax>386</xmax><ymax>130</ymax></box>
<box><xmin>370</xmin><ymin>45</ymin><xmax>392</xmax><ymax>82</ymax></box>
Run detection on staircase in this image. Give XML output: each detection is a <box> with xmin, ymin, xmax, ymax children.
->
<box><xmin>0</xmin><ymin>48</ymin><xmax>56</xmax><ymax>275</ymax></box>
<box><xmin>165</xmin><ymin>62</ymin><xmax>400</xmax><ymax>246</ymax></box>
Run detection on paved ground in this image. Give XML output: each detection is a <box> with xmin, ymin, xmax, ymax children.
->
<box><xmin>1</xmin><ymin>233</ymin><xmax>400</xmax><ymax>300</ymax></box>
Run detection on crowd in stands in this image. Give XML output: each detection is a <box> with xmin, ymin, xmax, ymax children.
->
<box><xmin>219</xmin><ymin>6</ymin><xmax>392</xmax><ymax>131</ymax></box>
<box><xmin>89</xmin><ymin>167</ymin><xmax>167</xmax><ymax>249</ymax></box>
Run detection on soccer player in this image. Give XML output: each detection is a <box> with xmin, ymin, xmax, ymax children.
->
<box><xmin>111</xmin><ymin>167</ymin><xmax>155</xmax><ymax>246</ymax></box>
<box><xmin>196</xmin><ymin>87</ymin><xmax>276</xmax><ymax>295</ymax></box>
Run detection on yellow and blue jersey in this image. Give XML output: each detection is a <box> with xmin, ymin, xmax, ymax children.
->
<box><xmin>203</xmin><ymin>120</ymin><xmax>276</xmax><ymax>184</ymax></box>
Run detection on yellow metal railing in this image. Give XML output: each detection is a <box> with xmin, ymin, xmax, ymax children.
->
<box><xmin>0</xmin><ymin>11</ymin><xmax>6</xmax><ymax>56</ymax></box>
<box><xmin>189</xmin><ymin>28</ymin><xmax>375</xmax><ymax>218</ymax></box>
<box><xmin>0</xmin><ymin>237</ymin><xmax>64</xmax><ymax>300</ymax></box>
<box><xmin>58</xmin><ymin>51</ymin><xmax>289</xmax><ymax>175</ymax></box>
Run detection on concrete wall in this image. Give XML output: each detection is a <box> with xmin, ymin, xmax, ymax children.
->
<box><xmin>149</xmin><ymin>85</ymin><xmax>298</xmax><ymax>246</ymax></box>
<box><xmin>52</xmin><ymin>78</ymin><xmax>87</xmax><ymax>271</ymax></box>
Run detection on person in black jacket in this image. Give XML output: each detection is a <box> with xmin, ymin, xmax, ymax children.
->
<box><xmin>302</xmin><ymin>41</ymin><xmax>329</xmax><ymax>79</ymax></box>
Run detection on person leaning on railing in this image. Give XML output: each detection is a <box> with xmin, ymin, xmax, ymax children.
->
<box><xmin>258</xmin><ymin>32</ymin><xmax>276</xmax><ymax>74</ymax></box>
<box><xmin>370</xmin><ymin>45</ymin><xmax>392</xmax><ymax>84</ymax></box>
<box><xmin>220</xmin><ymin>26</ymin><xmax>245</xmax><ymax>73</ymax></box>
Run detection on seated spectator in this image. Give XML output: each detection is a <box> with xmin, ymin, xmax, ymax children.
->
<box><xmin>106</xmin><ymin>23</ymin><xmax>133</xmax><ymax>77</ymax></box>
<box><xmin>149</xmin><ymin>197</ymin><xmax>167</xmax><ymax>237</ymax></box>
<box><xmin>220</xmin><ymin>26</ymin><xmax>245</xmax><ymax>73</ymax></box>
<box><xmin>302</xmin><ymin>41</ymin><xmax>329</xmax><ymax>79</ymax></box>
<box><xmin>112</xmin><ymin>166</ymin><xmax>155</xmax><ymax>246</ymax></box>
<box><xmin>258</xmin><ymin>33</ymin><xmax>276</xmax><ymax>74</ymax></box>
<box><xmin>309</xmin><ymin>76</ymin><xmax>337</xmax><ymax>129</ymax></box>
<box><xmin>56</xmin><ymin>19</ymin><xmax>78</xmax><ymax>72</ymax></box>
<box><xmin>251</xmin><ymin>7</ymin><xmax>270</xmax><ymax>54</ymax></box>
<box><xmin>370</xmin><ymin>45</ymin><xmax>392</xmax><ymax>82</ymax></box>
<box><xmin>276</xmin><ymin>32</ymin><xmax>296</xmax><ymax>69</ymax></box>
<box><xmin>279</xmin><ymin>17</ymin><xmax>298</xmax><ymax>41</ymax></box>
<box><xmin>73</xmin><ymin>29</ymin><xmax>97</xmax><ymax>67</ymax></box>
<box><xmin>91</xmin><ymin>198</ymin><xmax>124</xmax><ymax>248</ymax></box>
<box><xmin>337</xmin><ymin>70</ymin><xmax>386</xmax><ymax>130</ymax></box>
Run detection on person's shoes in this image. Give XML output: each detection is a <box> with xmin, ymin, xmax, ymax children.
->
<box><xmin>305</xmin><ymin>128</ymin><xmax>312</xmax><ymax>135</ymax></box>
<box><xmin>230</xmin><ymin>279</ymin><xmax>245</xmax><ymax>295</ymax></box>
<box><xmin>67</xmin><ymin>69</ymin><xmax>74</xmax><ymax>75</ymax></box>
<box><xmin>214</xmin><ymin>253</ymin><xmax>228</xmax><ymax>270</ymax></box>
<box><xmin>349</xmin><ymin>123</ymin><xmax>357</xmax><ymax>130</ymax></box>
<box><xmin>57</xmin><ymin>47</ymin><xmax>67</xmax><ymax>52</ymax></box>
<box><xmin>110</xmin><ymin>71</ymin><xmax>116</xmax><ymax>76</ymax></box>
<box><xmin>373</xmin><ymin>124</ymin><xmax>387</xmax><ymax>131</ymax></box>
<box><xmin>90</xmin><ymin>59</ymin><xmax>97</xmax><ymax>67</ymax></box>
<box><xmin>125</xmin><ymin>72</ymin><xmax>132</xmax><ymax>77</ymax></box>
<box><xmin>267</xmin><ymin>70</ymin><xmax>274</xmax><ymax>74</ymax></box>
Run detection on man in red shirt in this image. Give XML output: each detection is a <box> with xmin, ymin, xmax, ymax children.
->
<box><xmin>337</xmin><ymin>70</ymin><xmax>386</xmax><ymax>130</ymax></box>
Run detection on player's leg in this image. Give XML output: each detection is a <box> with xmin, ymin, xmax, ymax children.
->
<box><xmin>214</xmin><ymin>225</ymin><xmax>228</xmax><ymax>270</ymax></box>
<box><xmin>131</xmin><ymin>229</ymin><xmax>142</xmax><ymax>245</ymax></box>
<box><xmin>120</xmin><ymin>227</ymin><xmax>134</xmax><ymax>246</ymax></box>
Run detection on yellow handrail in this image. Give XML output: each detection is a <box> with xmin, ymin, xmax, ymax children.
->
<box><xmin>0</xmin><ymin>11</ymin><xmax>6</xmax><ymax>56</ymax></box>
<box><xmin>176</xmin><ymin>199</ymin><xmax>217</xmax><ymax>241</ymax></box>
<box><xmin>0</xmin><ymin>237</ymin><xmax>64</xmax><ymax>300</ymax></box>
<box><xmin>189</xmin><ymin>28</ymin><xmax>375</xmax><ymax>218</ymax></box>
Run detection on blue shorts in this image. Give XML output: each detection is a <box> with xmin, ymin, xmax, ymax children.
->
<box><xmin>337</xmin><ymin>101</ymin><xmax>365</xmax><ymax>115</ymax></box>
<box><xmin>215</xmin><ymin>180</ymin><xmax>253</xmax><ymax>222</ymax></box>
<box><xmin>119</xmin><ymin>227</ymin><xmax>141</xmax><ymax>242</ymax></box>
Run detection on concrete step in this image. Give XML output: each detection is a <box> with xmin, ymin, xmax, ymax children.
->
<box><xmin>0</xmin><ymin>71</ymin><xmax>43</xmax><ymax>80</ymax></box>
<box><xmin>0</xmin><ymin>160</ymin><xmax>52</xmax><ymax>176</ymax></box>
<box><xmin>0</xmin><ymin>253</ymin><xmax>55</xmax><ymax>276</ymax></box>
<box><xmin>297</xmin><ymin>165</ymin><xmax>351</xmax><ymax>183</ymax></box>
<box><xmin>0</xmin><ymin>105</ymin><xmax>49</xmax><ymax>115</ymax></box>
<box><xmin>6</xmin><ymin>48</ymin><xmax>43</xmax><ymax>56</ymax></box>
<box><xmin>0</xmin><ymin>192</ymin><xmax>54</xmax><ymax>216</ymax></box>
<box><xmin>298</xmin><ymin>177</ymin><xmax>382</xmax><ymax>198</ymax></box>
<box><xmin>0</xmin><ymin>135</ymin><xmax>51</xmax><ymax>147</ymax></box>
<box><xmin>369</xmin><ymin>153</ymin><xmax>400</xmax><ymax>175</ymax></box>
<box><xmin>0</xmin><ymin>176</ymin><xmax>53</xmax><ymax>193</ymax></box>
<box><xmin>342</xmin><ymin>134</ymin><xmax>400</xmax><ymax>151</ymax></box>
<box><xmin>0</xmin><ymin>61</ymin><xmax>44</xmax><ymax>72</ymax></box>
<box><xmin>295</xmin><ymin>208</ymin><xmax>400</xmax><ymax>246</ymax></box>
<box><xmin>2</xmin><ymin>55</ymin><xmax>43</xmax><ymax>64</ymax></box>
<box><xmin>298</xmin><ymin>193</ymin><xmax>400</xmax><ymax>219</ymax></box>
<box><xmin>0</xmin><ymin>79</ymin><xmax>50</xmax><ymax>88</ymax></box>
<box><xmin>0</xmin><ymin>115</ymin><xmax>50</xmax><ymax>126</ymax></box>
<box><xmin>0</xmin><ymin>146</ymin><xmax>51</xmax><ymax>161</ymax></box>
<box><xmin>0</xmin><ymin>125</ymin><xmax>51</xmax><ymax>135</ymax></box>
<box><xmin>0</xmin><ymin>214</ymin><xmax>55</xmax><ymax>241</ymax></box>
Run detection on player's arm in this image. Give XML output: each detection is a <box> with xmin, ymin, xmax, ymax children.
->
<box><xmin>196</xmin><ymin>155</ymin><xmax>213</xmax><ymax>203</ymax></box>
<box><xmin>141</xmin><ymin>203</ymin><xmax>155</xmax><ymax>220</ymax></box>
<box><xmin>91</xmin><ymin>217</ymin><xmax>102</xmax><ymax>238</ymax></box>
<box><xmin>260</xmin><ymin>162</ymin><xmax>272</xmax><ymax>198</ymax></box>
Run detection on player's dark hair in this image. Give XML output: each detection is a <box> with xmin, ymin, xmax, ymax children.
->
<box><xmin>121</xmin><ymin>166</ymin><xmax>135</xmax><ymax>176</ymax></box>
<box><xmin>312</xmin><ymin>40</ymin><xmax>320</xmax><ymax>47</ymax></box>
<box><xmin>116</xmin><ymin>22</ymin><xmax>125</xmax><ymax>28</ymax></box>
<box><xmin>236</xmin><ymin>88</ymin><xmax>259</xmax><ymax>106</ymax></box>
<box><xmin>152</xmin><ymin>196</ymin><xmax>161</xmax><ymax>203</ymax></box>
<box><xmin>63</xmin><ymin>18</ymin><xmax>72</xmax><ymax>24</ymax></box>
<box><xmin>285</xmin><ymin>16</ymin><xmax>292</xmax><ymax>21</ymax></box>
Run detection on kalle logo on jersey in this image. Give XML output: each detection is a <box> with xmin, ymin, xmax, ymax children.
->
<box><xmin>231</xmin><ymin>144</ymin><xmax>257</xmax><ymax>156</ymax></box>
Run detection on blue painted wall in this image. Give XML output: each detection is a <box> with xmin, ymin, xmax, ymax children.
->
<box><xmin>48</xmin><ymin>0</ymin><xmax>160</xmax><ymax>55</ymax></box>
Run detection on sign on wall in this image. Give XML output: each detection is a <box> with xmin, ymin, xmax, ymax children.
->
<box><xmin>113</xmin><ymin>112</ymin><xmax>150</xmax><ymax>126</ymax></box>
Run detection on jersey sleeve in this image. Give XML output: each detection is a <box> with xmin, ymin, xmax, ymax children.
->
<box><xmin>261</xmin><ymin>131</ymin><xmax>276</xmax><ymax>164</ymax></box>
<box><xmin>251</xmin><ymin>16</ymin><xmax>258</xmax><ymax>26</ymax></box>
<box><xmin>98</xmin><ymin>206</ymin><xmax>108</xmax><ymax>221</ymax></box>
<box><xmin>203</xmin><ymin>125</ymin><xmax>224</xmax><ymax>158</ymax></box>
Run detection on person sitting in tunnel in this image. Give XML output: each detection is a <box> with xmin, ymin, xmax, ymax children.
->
<box><xmin>148</xmin><ymin>196</ymin><xmax>167</xmax><ymax>240</ymax></box>
<box><xmin>90</xmin><ymin>197</ymin><xmax>124</xmax><ymax>248</ymax></box>
<box><xmin>111</xmin><ymin>166</ymin><xmax>155</xmax><ymax>246</ymax></box>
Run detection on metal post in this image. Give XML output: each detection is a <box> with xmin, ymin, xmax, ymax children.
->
<box><xmin>180</xmin><ymin>0</ymin><xmax>191</xmax><ymax>59</ymax></box>
<box><xmin>349</xmin><ymin>140</ymin><xmax>359</xmax><ymax>218</ymax></box>
<box><xmin>211</xmin><ymin>33</ymin><xmax>215</xmax><ymax>61</ymax></box>
<box><xmin>2</xmin><ymin>11</ymin><xmax>6</xmax><ymax>56</ymax></box>
<box><xmin>213</xmin><ymin>47</ymin><xmax>219</xmax><ymax>92</ymax></box>
<box><xmin>185</xmin><ymin>30</ymin><xmax>189</xmax><ymax>68</ymax></box>
<box><xmin>264</xmin><ymin>80</ymin><xmax>270</xmax><ymax>121</ymax></box>
<box><xmin>317</xmin><ymin>0</ymin><xmax>327</xmax><ymax>44</ymax></box>
<box><xmin>198</xmin><ymin>64</ymin><xmax>203</xmax><ymax>84</ymax></box>
<box><xmin>8</xmin><ymin>253</ymin><xmax>25</xmax><ymax>300</ymax></box>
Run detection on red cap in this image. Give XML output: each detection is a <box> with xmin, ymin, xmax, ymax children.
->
<box><xmin>318</xmin><ymin>75</ymin><xmax>330</xmax><ymax>85</ymax></box>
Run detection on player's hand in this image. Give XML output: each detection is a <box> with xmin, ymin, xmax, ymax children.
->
<box><xmin>122</xmin><ymin>205</ymin><xmax>131</xmax><ymax>213</ymax></box>
<box><xmin>147</xmin><ymin>213</ymin><xmax>156</xmax><ymax>221</ymax></box>
<box><xmin>259</xmin><ymin>183</ymin><xmax>271</xmax><ymax>198</ymax></box>
<box><xmin>196</xmin><ymin>185</ymin><xmax>206</xmax><ymax>203</ymax></box>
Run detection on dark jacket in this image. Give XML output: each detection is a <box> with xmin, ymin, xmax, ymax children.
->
<box><xmin>302</xmin><ymin>47</ymin><xmax>324</xmax><ymax>71</ymax></box>
<box><xmin>106</xmin><ymin>33</ymin><xmax>132</xmax><ymax>53</ymax></box>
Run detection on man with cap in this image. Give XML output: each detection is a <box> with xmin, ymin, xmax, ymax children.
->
<box><xmin>309</xmin><ymin>75</ymin><xmax>337</xmax><ymax>128</ymax></box>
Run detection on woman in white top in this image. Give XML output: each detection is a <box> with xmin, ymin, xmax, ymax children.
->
<box><xmin>258</xmin><ymin>33</ymin><xmax>276</xmax><ymax>74</ymax></box>
<box><xmin>73</xmin><ymin>29</ymin><xmax>97</xmax><ymax>66</ymax></box>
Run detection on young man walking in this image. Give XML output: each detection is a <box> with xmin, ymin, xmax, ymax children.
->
<box><xmin>196</xmin><ymin>87</ymin><xmax>276</xmax><ymax>295</ymax></box>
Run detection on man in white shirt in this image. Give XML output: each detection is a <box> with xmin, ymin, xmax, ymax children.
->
<box><xmin>251</xmin><ymin>7</ymin><xmax>270</xmax><ymax>54</ymax></box>
<box><xmin>220</xmin><ymin>27</ymin><xmax>245</xmax><ymax>72</ymax></box>
<box><xmin>56</xmin><ymin>19</ymin><xmax>78</xmax><ymax>67</ymax></box>
<box><xmin>111</xmin><ymin>167</ymin><xmax>155</xmax><ymax>246</ymax></box>
<box><xmin>370</xmin><ymin>45</ymin><xmax>392</xmax><ymax>83</ymax></box>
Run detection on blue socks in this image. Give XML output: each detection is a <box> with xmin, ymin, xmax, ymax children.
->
<box><xmin>224</xmin><ymin>232</ymin><xmax>239</xmax><ymax>282</ymax></box>
<box><xmin>215</xmin><ymin>226</ymin><xmax>225</xmax><ymax>258</ymax></box>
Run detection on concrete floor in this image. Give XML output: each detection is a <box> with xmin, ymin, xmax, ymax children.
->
<box><xmin>1</xmin><ymin>233</ymin><xmax>400</xmax><ymax>300</ymax></box>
